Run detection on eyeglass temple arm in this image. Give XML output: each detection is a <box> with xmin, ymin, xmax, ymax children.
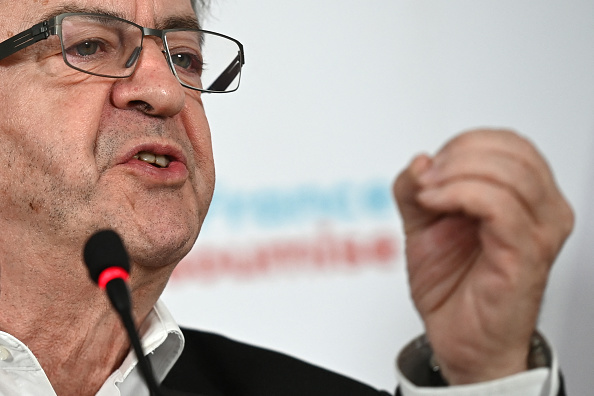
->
<box><xmin>207</xmin><ymin>53</ymin><xmax>242</xmax><ymax>92</ymax></box>
<box><xmin>0</xmin><ymin>21</ymin><xmax>51</xmax><ymax>62</ymax></box>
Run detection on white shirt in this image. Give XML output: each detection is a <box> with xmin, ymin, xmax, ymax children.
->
<box><xmin>0</xmin><ymin>301</ymin><xmax>557</xmax><ymax>396</ymax></box>
<box><xmin>397</xmin><ymin>360</ymin><xmax>557</xmax><ymax>396</ymax></box>
<box><xmin>0</xmin><ymin>300</ymin><xmax>184</xmax><ymax>396</ymax></box>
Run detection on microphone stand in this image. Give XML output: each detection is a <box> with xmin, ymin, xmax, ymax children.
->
<box><xmin>106</xmin><ymin>278</ymin><xmax>164</xmax><ymax>396</ymax></box>
<box><xmin>84</xmin><ymin>229</ymin><xmax>166</xmax><ymax>396</ymax></box>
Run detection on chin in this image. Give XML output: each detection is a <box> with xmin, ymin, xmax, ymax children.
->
<box><xmin>130</xmin><ymin>235</ymin><xmax>196</xmax><ymax>270</ymax></box>
<box><xmin>91</xmin><ymin>183</ymin><xmax>210</xmax><ymax>268</ymax></box>
<box><xmin>112</xmin><ymin>213</ymin><xmax>202</xmax><ymax>270</ymax></box>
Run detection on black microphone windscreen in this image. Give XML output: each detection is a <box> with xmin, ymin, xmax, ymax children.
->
<box><xmin>83</xmin><ymin>229</ymin><xmax>130</xmax><ymax>284</ymax></box>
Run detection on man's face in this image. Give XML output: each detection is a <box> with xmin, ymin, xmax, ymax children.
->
<box><xmin>0</xmin><ymin>0</ymin><xmax>214</xmax><ymax>269</ymax></box>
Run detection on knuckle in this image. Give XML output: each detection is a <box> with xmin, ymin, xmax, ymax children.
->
<box><xmin>560</xmin><ymin>200</ymin><xmax>575</xmax><ymax>236</ymax></box>
<box><xmin>533</xmin><ymin>229</ymin><xmax>558</xmax><ymax>264</ymax></box>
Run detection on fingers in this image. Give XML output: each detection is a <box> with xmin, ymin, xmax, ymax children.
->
<box><xmin>417</xmin><ymin>178</ymin><xmax>537</xmax><ymax>269</ymax></box>
<box><xmin>418</xmin><ymin>130</ymin><xmax>568</xmax><ymax>228</ymax></box>
<box><xmin>392</xmin><ymin>153</ymin><xmax>435</xmax><ymax>233</ymax></box>
<box><xmin>394</xmin><ymin>128</ymin><xmax>574</xmax><ymax>264</ymax></box>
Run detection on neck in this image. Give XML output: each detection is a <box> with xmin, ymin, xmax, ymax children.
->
<box><xmin>0</xmin><ymin>240</ymin><xmax>173</xmax><ymax>395</ymax></box>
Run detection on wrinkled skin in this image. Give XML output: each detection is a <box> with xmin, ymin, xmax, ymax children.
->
<box><xmin>0</xmin><ymin>0</ymin><xmax>213</xmax><ymax>394</ymax></box>
<box><xmin>394</xmin><ymin>129</ymin><xmax>573</xmax><ymax>384</ymax></box>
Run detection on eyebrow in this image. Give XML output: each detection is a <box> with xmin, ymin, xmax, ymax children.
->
<box><xmin>35</xmin><ymin>4</ymin><xmax>201</xmax><ymax>30</ymax></box>
<box><xmin>157</xmin><ymin>15</ymin><xmax>201</xmax><ymax>31</ymax></box>
<box><xmin>37</xmin><ymin>5</ymin><xmax>127</xmax><ymax>24</ymax></box>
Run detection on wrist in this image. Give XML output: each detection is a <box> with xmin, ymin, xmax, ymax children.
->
<box><xmin>398</xmin><ymin>332</ymin><xmax>552</xmax><ymax>387</ymax></box>
<box><xmin>436</xmin><ymin>350</ymin><xmax>528</xmax><ymax>385</ymax></box>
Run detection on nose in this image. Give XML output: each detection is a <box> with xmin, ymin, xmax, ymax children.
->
<box><xmin>110</xmin><ymin>39</ymin><xmax>186</xmax><ymax>117</ymax></box>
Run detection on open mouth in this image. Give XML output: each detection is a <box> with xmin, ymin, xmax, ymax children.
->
<box><xmin>133</xmin><ymin>151</ymin><xmax>172</xmax><ymax>168</ymax></box>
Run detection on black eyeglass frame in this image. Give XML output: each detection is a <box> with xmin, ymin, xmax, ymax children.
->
<box><xmin>0</xmin><ymin>12</ymin><xmax>246</xmax><ymax>93</ymax></box>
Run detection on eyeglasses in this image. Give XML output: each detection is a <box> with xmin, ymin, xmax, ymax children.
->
<box><xmin>0</xmin><ymin>12</ymin><xmax>245</xmax><ymax>93</ymax></box>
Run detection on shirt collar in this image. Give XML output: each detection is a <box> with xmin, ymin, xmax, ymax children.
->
<box><xmin>98</xmin><ymin>299</ymin><xmax>185</xmax><ymax>396</ymax></box>
<box><xmin>118</xmin><ymin>299</ymin><xmax>185</xmax><ymax>381</ymax></box>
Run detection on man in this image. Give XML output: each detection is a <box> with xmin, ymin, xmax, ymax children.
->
<box><xmin>0</xmin><ymin>0</ymin><xmax>573</xmax><ymax>395</ymax></box>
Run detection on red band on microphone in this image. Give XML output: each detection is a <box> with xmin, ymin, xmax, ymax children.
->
<box><xmin>98</xmin><ymin>267</ymin><xmax>130</xmax><ymax>290</ymax></box>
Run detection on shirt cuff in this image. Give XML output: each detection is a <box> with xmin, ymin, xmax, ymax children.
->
<box><xmin>396</xmin><ymin>332</ymin><xmax>560</xmax><ymax>396</ymax></box>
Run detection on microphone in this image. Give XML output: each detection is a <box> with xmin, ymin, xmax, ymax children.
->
<box><xmin>83</xmin><ymin>229</ymin><xmax>164</xmax><ymax>396</ymax></box>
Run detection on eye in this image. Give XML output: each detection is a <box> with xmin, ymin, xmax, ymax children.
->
<box><xmin>171</xmin><ymin>53</ymin><xmax>191</xmax><ymax>69</ymax></box>
<box><xmin>171</xmin><ymin>52</ymin><xmax>203</xmax><ymax>75</ymax></box>
<box><xmin>64</xmin><ymin>39</ymin><xmax>111</xmax><ymax>62</ymax></box>
<box><xmin>74</xmin><ymin>41</ymin><xmax>100</xmax><ymax>57</ymax></box>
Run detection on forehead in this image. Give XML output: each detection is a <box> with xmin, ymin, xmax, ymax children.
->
<box><xmin>2</xmin><ymin>0</ymin><xmax>198</xmax><ymax>32</ymax></box>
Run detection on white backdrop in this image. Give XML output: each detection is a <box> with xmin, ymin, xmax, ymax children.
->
<box><xmin>162</xmin><ymin>1</ymin><xmax>594</xmax><ymax>394</ymax></box>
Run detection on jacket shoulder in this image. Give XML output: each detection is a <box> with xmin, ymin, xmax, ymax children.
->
<box><xmin>161</xmin><ymin>327</ymin><xmax>391</xmax><ymax>396</ymax></box>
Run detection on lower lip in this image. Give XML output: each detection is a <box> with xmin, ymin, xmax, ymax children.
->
<box><xmin>121</xmin><ymin>159</ymin><xmax>189</xmax><ymax>185</ymax></box>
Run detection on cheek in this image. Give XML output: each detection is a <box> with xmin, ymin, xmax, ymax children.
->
<box><xmin>0</xmin><ymin>131</ymin><xmax>95</xmax><ymax>233</ymax></box>
<box><xmin>182</xmin><ymin>99</ymin><xmax>215</xmax><ymax>195</ymax></box>
<box><xmin>0</xmin><ymin>74</ymin><xmax>109</xmax><ymax>221</ymax></box>
<box><xmin>0</xmin><ymin>67</ymin><xmax>108</xmax><ymax>147</ymax></box>
<box><xmin>183</xmin><ymin>96</ymin><xmax>213</xmax><ymax>152</ymax></box>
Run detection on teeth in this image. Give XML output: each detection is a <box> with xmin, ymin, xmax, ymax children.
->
<box><xmin>154</xmin><ymin>155</ymin><xmax>170</xmax><ymax>168</ymax></box>
<box><xmin>133</xmin><ymin>151</ymin><xmax>171</xmax><ymax>168</ymax></box>
<box><xmin>139</xmin><ymin>152</ymin><xmax>156</xmax><ymax>163</ymax></box>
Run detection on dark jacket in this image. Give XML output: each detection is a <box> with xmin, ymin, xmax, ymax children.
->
<box><xmin>161</xmin><ymin>328</ymin><xmax>565</xmax><ymax>396</ymax></box>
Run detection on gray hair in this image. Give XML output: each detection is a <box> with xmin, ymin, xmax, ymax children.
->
<box><xmin>192</xmin><ymin>0</ymin><xmax>212</xmax><ymax>23</ymax></box>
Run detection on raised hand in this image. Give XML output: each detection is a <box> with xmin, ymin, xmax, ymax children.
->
<box><xmin>393</xmin><ymin>129</ymin><xmax>573</xmax><ymax>384</ymax></box>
